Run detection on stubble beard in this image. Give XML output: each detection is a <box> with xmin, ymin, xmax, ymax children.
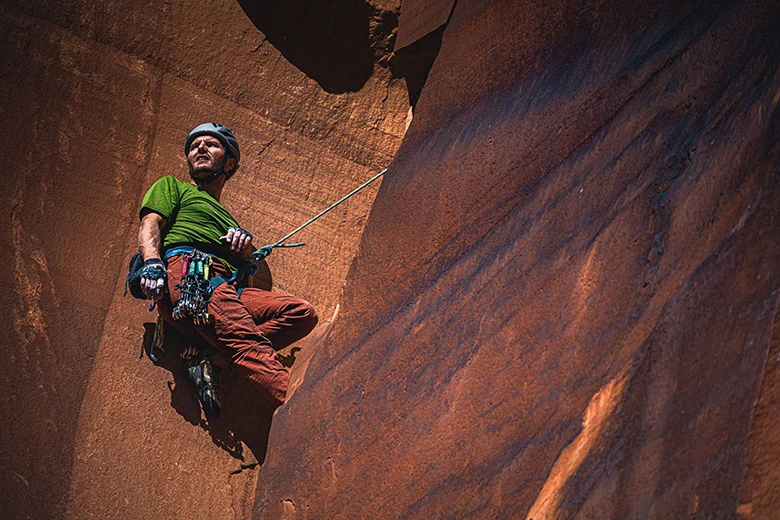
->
<box><xmin>189</xmin><ymin>155</ymin><xmax>226</xmax><ymax>179</ymax></box>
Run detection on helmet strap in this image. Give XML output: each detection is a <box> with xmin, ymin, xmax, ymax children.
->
<box><xmin>194</xmin><ymin>168</ymin><xmax>224</xmax><ymax>191</ymax></box>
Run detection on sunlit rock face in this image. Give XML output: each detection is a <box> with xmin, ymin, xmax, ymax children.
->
<box><xmin>3</xmin><ymin>0</ymin><xmax>779</xmax><ymax>518</ymax></box>
<box><xmin>254</xmin><ymin>0</ymin><xmax>780</xmax><ymax>519</ymax></box>
<box><xmin>0</xmin><ymin>1</ymin><xmax>406</xmax><ymax>519</ymax></box>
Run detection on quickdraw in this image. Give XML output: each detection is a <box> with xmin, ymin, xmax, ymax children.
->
<box><xmin>173</xmin><ymin>250</ymin><xmax>214</xmax><ymax>325</ymax></box>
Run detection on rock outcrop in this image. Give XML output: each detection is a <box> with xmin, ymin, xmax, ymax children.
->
<box><xmin>2</xmin><ymin>0</ymin><xmax>779</xmax><ymax>519</ymax></box>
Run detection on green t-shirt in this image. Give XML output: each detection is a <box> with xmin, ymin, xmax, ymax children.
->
<box><xmin>140</xmin><ymin>175</ymin><xmax>240</xmax><ymax>271</ymax></box>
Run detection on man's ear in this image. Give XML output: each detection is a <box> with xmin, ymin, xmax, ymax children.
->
<box><xmin>225</xmin><ymin>157</ymin><xmax>238</xmax><ymax>174</ymax></box>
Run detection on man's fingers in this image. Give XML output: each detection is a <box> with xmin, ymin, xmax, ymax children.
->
<box><xmin>231</xmin><ymin>229</ymin><xmax>243</xmax><ymax>249</ymax></box>
<box><xmin>153</xmin><ymin>278</ymin><xmax>165</xmax><ymax>300</ymax></box>
<box><xmin>227</xmin><ymin>231</ymin><xmax>242</xmax><ymax>251</ymax></box>
<box><xmin>139</xmin><ymin>276</ymin><xmax>165</xmax><ymax>300</ymax></box>
<box><xmin>140</xmin><ymin>277</ymin><xmax>153</xmax><ymax>299</ymax></box>
<box><xmin>220</xmin><ymin>228</ymin><xmax>235</xmax><ymax>244</ymax></box>
<box><xmin>222</xmin><ymin>227</ymin><xmax>252</xmax><ymax>252</ymax></box>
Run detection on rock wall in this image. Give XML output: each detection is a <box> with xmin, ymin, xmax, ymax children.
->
<box><xmin>3</xmin><ymin>0</ymin><xmax>780</xmax><ymax>519</ymax></box>
<box><xmin>253</xmin><ymin>0</ymin><xmax>780</xmax><ymax>518</ymax></box>
<box><xmin>0</xmin><ymin>1</ymin><xmax>407</xmax><ymax>519</ymax></box>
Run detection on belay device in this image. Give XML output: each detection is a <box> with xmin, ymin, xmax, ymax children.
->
<box><xmin>173</xmin><ymin>249</ymin><xmax>214</xmax><ymax>325</ymax></box>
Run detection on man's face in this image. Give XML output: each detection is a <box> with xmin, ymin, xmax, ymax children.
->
<box><xmin>187</xmin><ymin>135</ymin><xmax>228</xmax><ymax>176</ymax></box>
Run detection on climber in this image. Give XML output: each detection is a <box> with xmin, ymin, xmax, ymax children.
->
<box><xmin>134</xmin><ymin>122</ymin><xmax>318</xmax><ymax>416</ymax></box>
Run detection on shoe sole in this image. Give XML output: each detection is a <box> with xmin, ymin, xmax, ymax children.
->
<box><xmin>187</xmin><ymin>357</ymin><xmax>222</xmax><ymax>419</ymax></box>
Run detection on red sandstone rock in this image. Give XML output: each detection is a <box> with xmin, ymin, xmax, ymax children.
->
<box><xmin>253</xmin><ymin>0</ymin><xmax>780</xmax><ymax>518</ymax></box>
<box><xmin>3</xmin><ymin>0</ymin><xmax>780</xmax><ymax>519</ymax></box>
<box><xmin>0</xmin><ymin>1</ymin><xmax>405</xmax><ymax>519</ymax></box>
<box><xmin>394</xmin><ymin>0</ymin><xmax>455</xmax><ymax>51</ymax></box>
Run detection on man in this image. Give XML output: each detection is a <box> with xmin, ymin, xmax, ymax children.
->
<box><xmin>136</xmin><ymin>122</ymin><xmax>317</xmax><ymax>416</ymax></box>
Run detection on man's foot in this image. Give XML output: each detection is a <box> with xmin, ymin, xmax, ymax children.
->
<box><xmin>182</xmin><ymin>345</ymin><xmax>222</xmax><ymax>419</ymax></box>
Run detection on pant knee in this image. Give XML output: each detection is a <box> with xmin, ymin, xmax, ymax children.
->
<box><xmin>295</xmin><ymin>300</ymin><xmax>318</xmax><ymax>335</ymax></box>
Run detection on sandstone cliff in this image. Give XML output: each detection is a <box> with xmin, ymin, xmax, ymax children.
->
<box><xmin>2</xmin><ymin>0</ymin><xmax>779</xmax><ymax>519</ymax></box>
<box><xmin>255</xmin><ymin>0</ymin><xmax>780</xmax><ymax>518</ymax></box>
<box><xmin>1</xmin><ymin>1</ymin><xmax>406</xmax><ymax>518</ymax></box>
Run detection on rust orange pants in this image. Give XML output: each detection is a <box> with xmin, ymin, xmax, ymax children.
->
<box><xmin>158</xmin><ymin>254</ymin><xmax>318</xmax><ymax>407</ymax></box>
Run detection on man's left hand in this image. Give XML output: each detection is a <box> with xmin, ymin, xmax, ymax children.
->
<box><xmin>221</xmin><ymin>226</ymin><xmax>253</xmax><ymax>253</ymax></box>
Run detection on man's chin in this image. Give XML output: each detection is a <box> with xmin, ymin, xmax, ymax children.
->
<box><xmin>189</xmin><ymin>167</ymin><xmax>216</xmax><ymax>178</ymax></box>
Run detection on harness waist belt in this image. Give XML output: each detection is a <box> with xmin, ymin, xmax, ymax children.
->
<box><xmin>165</xmin><ymin>244</ymin><xmax>225</xmax><ymax>261</ymax></box>
<box><xmin>164</xmin><ymin>245</ymin><xmax>257</xmax><ymax>290</ymax></box>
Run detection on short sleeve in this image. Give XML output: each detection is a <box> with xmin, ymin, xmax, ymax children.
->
<box><xmin>139</xmin><ymin>175</ymin><xmax>180</xmax><ymax>220</ymax></box>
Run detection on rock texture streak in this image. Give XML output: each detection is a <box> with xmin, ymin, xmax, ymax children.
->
<box><xmin>255</xmin><ymin>0</ymin><xmax>780</xmax><ymax>519</ymax></box>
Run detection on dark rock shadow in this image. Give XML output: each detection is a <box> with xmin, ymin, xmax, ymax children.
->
<box><xmin>236</xmin><ymin>0</ymin><xmax>397</xmax><ymax>93</ymax></box>
<box><xmin>142</xmin><ymin>322</ymin><xmax>276</xmax><ymax>464</ymax></box>
<box><xmin>390</xmin><ymin>25</ymin><xmax>446</xmax><ymax>109</ymax></box>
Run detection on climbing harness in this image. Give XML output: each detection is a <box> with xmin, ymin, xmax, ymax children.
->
<box><xmin>172</xmin><ymin>249</ymin><xmax>214</xmax><ymax>325</ymax></box>
<box><xmin>251</xmin><ymin>168</ymin><xmax>387</xmax><ymax>262</ymax></box>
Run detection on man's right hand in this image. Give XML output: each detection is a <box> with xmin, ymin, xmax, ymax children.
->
<box><xmin>139</xmin><ymin>258</ymin><xmax>167</xmax><ymax>300</ymax></box>
<box><xmin>221</xmin><ymin>226</ymin><xmax>254</xmax><ymax>255</ymax></box>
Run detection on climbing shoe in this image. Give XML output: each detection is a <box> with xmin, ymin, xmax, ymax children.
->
<box><xmin>182</xmin><ymin>346</ymin><xmax>222</xmax><ymax>419</ymax></box>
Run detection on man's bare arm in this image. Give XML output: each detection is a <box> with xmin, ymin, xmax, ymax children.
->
<box><xmin>138</xmin><ymin>212</ymin><xmax>167</xmax><ymax>260</ymax></box>
<box><xmin>138</xmin><ymin>212</ymin><xmax>168</xmax><ymax>299</ymax></box>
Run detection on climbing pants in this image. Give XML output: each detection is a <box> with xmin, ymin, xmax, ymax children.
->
<box><xmin>157</xmin><ymin>253</ymin><xmax>318</xmax><ymax>407</ymax></box>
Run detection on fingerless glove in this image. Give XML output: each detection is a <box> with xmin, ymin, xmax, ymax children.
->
<box><xmin>139</xmin><ymin>258</ymin><xmax>167</xmax><ymax>281</ymax></box>
<box><xmin>125</xmin><ymin>254</ymin><xmax>167</xmax><ymax>300</ymax></box>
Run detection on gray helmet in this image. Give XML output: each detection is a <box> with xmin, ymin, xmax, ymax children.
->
<box><xmin>185</xmin><ymin>123</ymin><xmax>240</xmax><ymax>177</ymax></box>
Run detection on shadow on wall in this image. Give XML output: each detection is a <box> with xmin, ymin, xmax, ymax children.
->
<box><xmin>236</xmin><ymin>0</ymin><xmax>397</xmax><ymax>93</ymax></box>
<box><xmin>390</xmin><ymin>25</ymin><xmax>446</xmax><ymax>109</ymax></box>
<box><xmin>141</xmin><ymin>323</ymin><xmax>276</xmax><ymax>464</ymax></box>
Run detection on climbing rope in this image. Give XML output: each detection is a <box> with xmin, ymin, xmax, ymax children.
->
<box><xmin>251</xmin><ymin>168</ymin><xmax>387</xmax><ymax>262</ymax></box>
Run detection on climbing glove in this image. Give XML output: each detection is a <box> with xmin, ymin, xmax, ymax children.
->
<box><xmin>139</xmin><ymin>258</ymin><xmax>167</xmax><ymax>300</ymax></box>
<box><xmin>126</xmin><ymin>255</ymin><xmax>167</xmax><ymax>300</ymax></box>
<box><xmin>140</xmin><ymin>258</ymin><xmax>166</xmax><ymax>279</ymax></box>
